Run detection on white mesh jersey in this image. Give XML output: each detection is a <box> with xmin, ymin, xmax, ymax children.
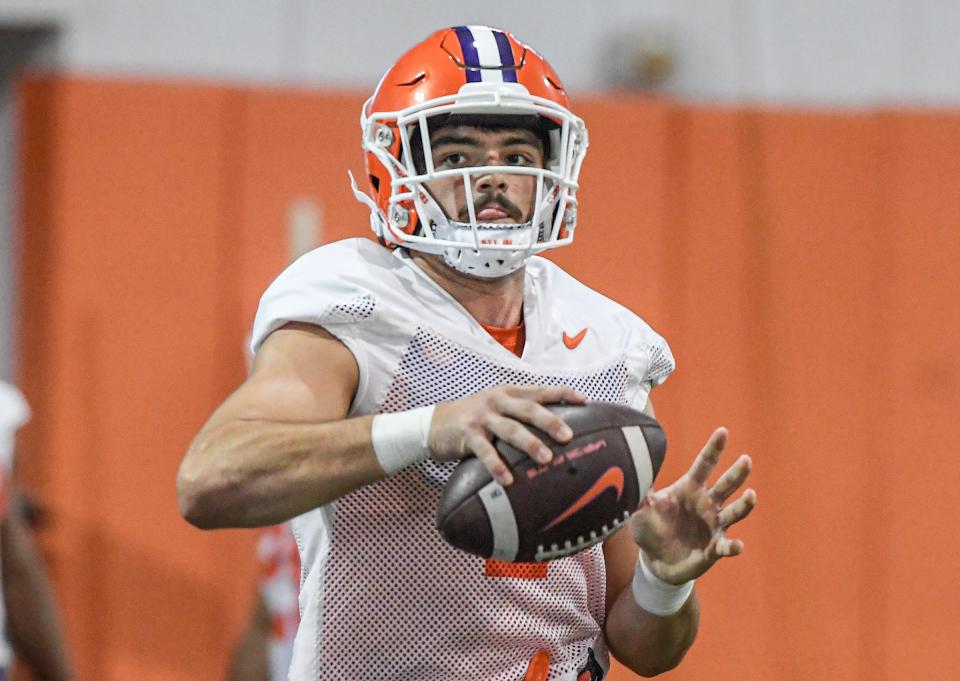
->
<box><xmin>250</xmin><ymin>238</ymin><xmax>675</xmax><ymax>681</ymax></box>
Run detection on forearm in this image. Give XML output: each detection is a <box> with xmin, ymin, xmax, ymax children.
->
<box><xmin>604</xmin><ymin>586</ymin><xmax>699</xmax><ymax>677</ymax></box>
<box><xmin>1</xmin><ymin>513</ymin><xmax>73</xmax><ymax>681</ymax></box>
<box><xmin>177</xmin><ymin>414</ymin><xmax>384</xmax><ymax>529</ymax></box>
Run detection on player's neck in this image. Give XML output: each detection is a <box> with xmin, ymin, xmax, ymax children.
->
<box><xmin>411</xmin><ymin>253</ymin><xmax>524</xmax><ymax>328</ymax></box>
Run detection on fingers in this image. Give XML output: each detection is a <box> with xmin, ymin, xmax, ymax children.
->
<box><xmin>485</xmin><ymin>413</ymin><xmax>553</xmax><ymax>464</ymax></box>
<box><xmin>718</xmin><ymin>488</ymin><xmax>757</xmax><ymax>529</ymax></box>
<box><xmin>494</xmin><ymin>394</ymin><xmax>574</xmax><ymax>444</ymax></box>
<box><xmin>479</xmin><ymin>391</ymin><xmax>581</xmax><ymax>477</ymax></box>
<box><xmin>635</xmin><ymin>430</ymin><xmax>755</xmax><ymax>577</ymax></box>
<box><xmin>687</xmin><ymin>427</ymin><xmax>728</xmax><ymax>485</ymax></box>
<box><xmin>507</xmin><ymin>384</ymin><xmax>587</xmax><ymax>406</ymax></box>
<box><xmin>473</xmin><ymin>386</ymin><xmax>584</xmax><ymax>466</ymax></box>
<box><xmin>708</xmin><ymin>454</ymin><xmax>752</xmax><ymax>504</ymax></box>
<box><xmin>465</xmin><ymin>429</ymin><xmax>514</xmax><ymax>486</ymax></box>
<box><xmin>710</xmin><ymin>464</ymin><xmax>756</xmax><ymax>561</ymax></box>
<box><xmin>711</xmin><ymin>534</ymin><xmax>744</xmax><ymax>559</ymax></box>
<box><xmin>435</xmin><ymin>385</ymin><xmax>586</xmax><ymax>487</ymax></box>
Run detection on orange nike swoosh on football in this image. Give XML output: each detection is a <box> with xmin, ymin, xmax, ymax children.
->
<box><xmin>542</xmin><ymin>466</ymin><xmax>625</xmax><ymax>531</ymax></box>
<box><xmin>562</xmin><ymin>327</ymin><xmax>588</xmax><ymax>349</ymax></box>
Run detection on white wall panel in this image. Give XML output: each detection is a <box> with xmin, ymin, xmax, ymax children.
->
<box><xmin>298</xmin><ymin>0</ymin><xmax>608</xmax><ymax>90</ymax></box>
<box><xmin>756</xmin><ymin>0</ymin><xmax>908</xmax><ymax>104</ymax></box>
<box><xmin>901</xmin><ymin>1</ymin><xmax>960</xmax><ymax>102</ymax></box>
<box><xmin>66</xmin><ymin>0</ymin><xmax>291</xmax><ymax>81</ymax></box>
<box><xmin>1</xmin><ymin>0</ymin><xmax>960</xmax><ymax>103</ymax></box>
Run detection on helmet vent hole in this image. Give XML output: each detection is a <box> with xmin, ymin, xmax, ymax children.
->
<box><xmin>399</xmin><ymin>72</ymin><xmax>427</xmax><ymax>87</ymax></box>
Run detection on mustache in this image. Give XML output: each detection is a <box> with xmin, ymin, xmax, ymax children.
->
<box><xmin>459</xmin><ymin>194</ymin><xmax>523</xmax><ymax>222</ymax></box>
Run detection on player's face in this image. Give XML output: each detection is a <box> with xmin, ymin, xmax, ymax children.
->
<box><xmin>425</xmin><ymin>126</ymin><xmax>545</xmax><ymax>224</ymax></box>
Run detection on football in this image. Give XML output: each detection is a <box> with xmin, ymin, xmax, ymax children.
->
<box><xmin>436</xmin><ymin>401</ymin><xmax>666</xmax><ymax>563</ymax></box>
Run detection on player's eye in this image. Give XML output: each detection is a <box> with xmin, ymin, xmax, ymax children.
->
<box><xmin>504</xmin><ymin>144</ymin><xmax>543</xmax><ymax>166</ymax></box>
<box><xmin>437</xmin><ymin>151</ymin><xmax>469</xmax><ymax>168</ymax></box>
<box><xmin>505</xmin><ymin>153</ymin><xmax>533</xmax><ymax>166</ymax></box>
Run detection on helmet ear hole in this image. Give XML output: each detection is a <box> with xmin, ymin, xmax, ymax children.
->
<box><xmin>407</xmin><ymin>125</ymin><xmax>427</xmax><ymax>175</ymax></box>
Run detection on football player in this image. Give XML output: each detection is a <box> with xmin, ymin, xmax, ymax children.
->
<box><xmin>179</xmin><ymin>26</ymin><xmax>756</xmax><ymax>680</ymax></box>
<box><xmin>0</xmin><ymin>382</ymin><xmax>73</xmax><ymax>681</ymax></box>
<box><xmin>227</xmin><ymin>523</ymin><xmax>300</xmax><ymax>681</ymax></box>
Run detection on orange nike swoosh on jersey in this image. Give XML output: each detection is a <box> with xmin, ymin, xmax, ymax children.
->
<box><xmin>562</xmin><ymin>327</ymin><xmax>588</xmax><ymax>349</ymax></box>
<box><xmin>542</xmin><ymin>466</ymin><xmax>625</xmax><ymax>531</ymax></box>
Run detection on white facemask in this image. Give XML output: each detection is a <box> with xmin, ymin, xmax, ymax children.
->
<box><xmin>355</xmin><ymin>82</ymin><xmax>589</xmax><ymax>276</ymax></box>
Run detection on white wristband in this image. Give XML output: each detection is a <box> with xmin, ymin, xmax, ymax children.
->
<box><xmin>370</xmin><ymin>406</ymin><xmax>435</xmax><ymax>475</ymax></box>
<box><xmin>631</xmin><ymin>553</ymin><xmax>694</xmax><ymax>616</ymax></box>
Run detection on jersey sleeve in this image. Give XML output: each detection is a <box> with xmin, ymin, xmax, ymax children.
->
<box><xmin>249</xmin><ymin>240</ymin><xmax>380</xmax><ymax>356</ymax></box>
<box><xmin>623</xmin><ymin>321</ymin><xmax>675</xmax><ymax>412</ymax></box>
<box><xmin>642</xmin><ymin>331</ymin><xmax>675</xmax><ymax>388</ymax></box>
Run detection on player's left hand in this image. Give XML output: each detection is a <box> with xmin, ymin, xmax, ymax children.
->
<box><xmin>628</xmin><ymin>427</ymin><xmax>756</xmax><ymax>585</ymax></box>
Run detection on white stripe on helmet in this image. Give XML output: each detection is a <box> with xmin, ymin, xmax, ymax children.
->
<box><xmin>468</xmin><ymin>27</ymin><xmax>506</xmax><ymax>83</ymax></box>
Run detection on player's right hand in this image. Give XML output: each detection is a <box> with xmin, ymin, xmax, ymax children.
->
<box><xmin>428</xmin><ymin>385</ymin><xmax>586</xmax><ymax>486</ymax></box>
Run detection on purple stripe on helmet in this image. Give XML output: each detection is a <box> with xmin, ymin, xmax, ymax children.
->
<box><xmin>493</xmin><ymin>30</ymin><xmax>518</xmax><ymax>82</ymax></box>
<box><xmin>454</xmin><ymin>26</ymin><xmax>482</xmax><ymax>82</ymax></box>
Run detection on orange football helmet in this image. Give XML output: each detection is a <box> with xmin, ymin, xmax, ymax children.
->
<box><xmin>349</xmin><ymin>25</ymin><xmax>589</xmax><ymax>278</ymax></box>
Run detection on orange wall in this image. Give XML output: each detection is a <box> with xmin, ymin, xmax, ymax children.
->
<box><xmin>15</xmin><ymin>76</ymin><xmax>960</xmax><ymax>680</ymax></box>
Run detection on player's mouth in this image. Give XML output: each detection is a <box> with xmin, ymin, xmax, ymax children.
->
<box><xmin>476</xmin><ymin>207</ymin><xmax>512</xmax><ymax>221</ymax></box>
<box><xmin>461</xmin><ymin>196</ymin><xmax>523</xmax><ymax>223</ymax></box>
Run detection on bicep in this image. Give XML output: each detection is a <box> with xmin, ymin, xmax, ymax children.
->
<box><xmin>204</xmin><ymin>322</ymin><xmax>360</xmax><ymax>432</ymax></box>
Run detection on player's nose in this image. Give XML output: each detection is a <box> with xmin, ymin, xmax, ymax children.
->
<box><xmin>474</xmin><ymin>170</ymin><xmax>508</xmax><ymax>194</ymax></box>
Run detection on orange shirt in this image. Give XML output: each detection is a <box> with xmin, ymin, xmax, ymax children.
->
<box><xmin>481</xmin><ymin>321</ymin><xmax>525</xmax><ymax>357</ymax></box>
